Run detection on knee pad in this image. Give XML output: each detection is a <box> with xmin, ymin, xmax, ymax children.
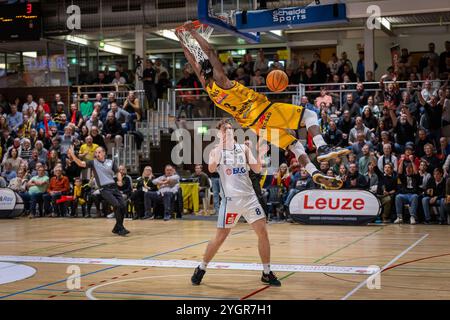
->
<box><xmin>303</xmin><ymin>108</ymin><xmax>319</xmax><ymax>129</ymax></box>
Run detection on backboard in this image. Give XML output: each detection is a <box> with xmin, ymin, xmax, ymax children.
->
<box><xmin>198</xmin><ymin>0</ymin><xmax>348</xmax><ymax>43</ymax></box>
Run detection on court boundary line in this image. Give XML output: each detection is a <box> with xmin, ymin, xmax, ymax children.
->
<box><xmin>341</xmin><ymin>233</ymin><xmax>429</xmax><ymax>300</ymax></box>
<box><xmin>0</xmin><ymin>229</ymin><xmax>248</xmax><ymax>299</ymax></box>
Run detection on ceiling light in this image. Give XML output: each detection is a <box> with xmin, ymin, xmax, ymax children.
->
<box><xmin>101</xmin><ymin>44</ymin><xmax>123</xmax><ymax>55</ymax></box>
<box><xmin>66</xmin><ymin>35</ymin><xmax>89</xmax><ymax>45</ymax></box>
<box><xmin>156</xmin><ymin>30</ymin><xmax>179</xmax><ymax>42</ymax></box>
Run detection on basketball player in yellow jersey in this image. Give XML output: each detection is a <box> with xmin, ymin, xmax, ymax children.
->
<box><xmin>177</xmin><ymin>22</ymin><xmax>350</xmax><ymax>189</ymax></box>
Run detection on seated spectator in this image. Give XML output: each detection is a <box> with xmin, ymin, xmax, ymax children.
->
<box><xmin>324</xmin><ymin>120</ymin><xmax>344</xmax><ymax>147</ymax></box>
<box><xmin>315</xmin><ymin>89</ymin><xmax>333</xmax><ymax>109</ymax></box>
<box><xmin>421</xmin><ymin>143</ymin><xmax>441</xmax><ymax>174</ymax></box>
<box><xmin>337</xmin><ymin>110</ymin><xmax>355</xmax><ymax>146</ymax></box>
<box><xmin>70</xmin><ymin>177</ymin><xmax>89</xmax><ymax>217</ymax></box>
<box><xmin>395</xmin><ymin>163</ymin><xmax>420</xmax><ymax>224</ymax></box>
<box><xmin>51</xmin><ymin>93</ymin><xmax>63</xmax><ymax>114</ymax></box>
<box><xmin>47</xmin><ymin>150</ymin><xmax>61</xmax><ymax>174</ymax></box>
<box><xmin>365</xmin><ymin>158</ymin><xmax>379</xmax><ymax>193</ymax></box>
<box><xmin>284</xmin><ymin>167</ymin><xmax>314</xmax><ymax>212</ymax></box>
<box><xmin>398</xmin><ymin>143</ymin><xmax>420</xmax><ymax>173</ymax></box>
<box><xmin>389</xmin><ymin>105</ymin><xmax>416</xmax><ymax>154</ymax></box>
<box><xmin>2</xmin><ymin>147</ymin><xmax>23</xmax><ymax>172</ymax></box>
<box><xmin>111</xmin><ymin>102</ymin><xmax>131</xmax><ymax>132</ymax></box>
<box><xmin>235</xmin><ymin>67</ymin><xmax>250</xmax><ymax>86</ymax></box>
<box><xmin>343</xmin><ymin>163</ymin><xmax>368</xmax><ymax>189</ymax></box>
<box><xmin>144</xmin><ymin>165</ymin><xmax>180</xmax><ymax>221</ymax></box>
<box><xmin>378</xmin><ymin>143</ymin><xmax>398</xmax><ymax>172</ymax></box>
<box><xmin>7</xmin><ymin>104</ymin><xmax>23</xmax><ymax>133</ymax></box>
<box><xmin>38</xmin><ymin>97</ymin><xmax>51</xmax><ymax>114</ymax></box>
<box><xmin>123</xmin><ymin>91</ymin><xmax>142</xmax><ymax>122</ymax></box>
<box><xmin>103</xmin><ymin>112</ymin><xmax>124</xmax><ymax>152</ymax></box>
<box><xmin>67</xmin><ymin>103</ymin><xmax>84</xmax><ymax>129</ymax></box>
<box><xmin>437</xmin><ymin>136</ymin><xmax>450</xmax><ymax>162</ymax></box>
<box><xmin>191</xmin><ymin>164</ymin><xmax>211</xmax><ymax>215</ymax></box>
<box><xmin>111</xmin><ymin>71</ymin><xmax>126</xmax><ymax>85</ymax></box>
<box><xmin>26</xmin><ymin>166</ymin><xmax>49</xmax><ymax>218</ymax></box>
<box><xmin>341</xmin><ymin>93</ymin><xmax>361</xmax><ymax>118</ymax></box>
<box><xmin>43</xmin><ymin>165</ymin><xmax>70</xmax><ymax>217</ymax></box>
<box><xmin>358</xmin><ymin>144</ymin><xmax>372</xmax><ymax>175</ymax></box>
<box><xmin>349</xmin><ymin>116</ymin><xmax>372</xmax><ymax>144</ymax></box>
<box><xmin>361</xmin><ymin>106</ymin><xmax>378</xmax><ymax>133</ymax></box>
<box><xmin>353</xmin><ymin>82</ymin><xmax>370</xmax><ymax>106</ymax></box>
<box><xmin>90</xmin><ymin>126</ymin><xmax>107</xmax><ymax>152</ymax></box>
<box><xmin>415</xmin><ymin>128</ymin><xmax>435</xmax><ymax>158</ymax></box>
<box><xmin>250</xmin><ymin>69</ymin><xmax>266</xmax><ymax>87</ymax></box>
<box><xmin>132</xmin><ymin>166</ymin><xmax>157</xmax><ymax>219</ymax></box>
<box><xmin>8</xmin><ymin>168</ymin><xmax>29</xmax><ymax>214</ymax></box>
<box><xmin>422</xmin><ymin>168</ymin><xmax>446</xmax><ymax>224</ymax></box>
<box><xmin>1</xmin><ymin>162</ymin><xmax>17</xmax><ymax>184</ymax></box>
<box><xmin>80</xmin><ymin>94</ymin><xmax>94</xmax><ymax>120</ymax></box>
<box><xmin>22</xmin><ymin>94</ymin><xmax>37</xmax><ymax>114</ymax></box>
<box><xmin>352</xmin><ymin>132</ymin><xmax>373</xmax><ymax>160</ymax></box>
<box><xmin>377</xmin><ymin>163</ymin><xmax>398</xmax><ymax>223</ymax></box>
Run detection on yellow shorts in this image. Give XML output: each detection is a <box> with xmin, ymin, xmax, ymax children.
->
<box><xmin>248</xmin><ymin>102</ymin><xmax>305</xmax><ymax>150</ymax></box>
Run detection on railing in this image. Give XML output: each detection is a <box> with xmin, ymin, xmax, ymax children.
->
<box><xmin>112</xmin><ymin>134</ymin><xmax>139</xmax><ymax>174</ymax></box>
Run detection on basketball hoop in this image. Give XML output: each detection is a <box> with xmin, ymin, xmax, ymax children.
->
<box><xmin>175</xmin><ymin>20</ymin><xmax>214</xmax><ymax>63</ymax></box>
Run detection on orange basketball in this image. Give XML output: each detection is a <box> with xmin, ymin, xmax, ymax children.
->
<box><xmin>266</xmin><ymin>70</ymin><xmax>289</xmax><ymax>92</ymax></box>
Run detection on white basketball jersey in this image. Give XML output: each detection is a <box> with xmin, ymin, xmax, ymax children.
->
<box><xmin>217</xmin><ymin>144</ymin><xmax>255</xmax><ymax>198</ymax></box>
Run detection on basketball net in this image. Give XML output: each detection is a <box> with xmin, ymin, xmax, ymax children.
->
<box><xmin>175</xmin><ymin>20</ymin><xmax>214</xmax><ymax>63</ymax></box>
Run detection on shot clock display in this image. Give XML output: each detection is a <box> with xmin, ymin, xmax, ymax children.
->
<box><xmin>0</xmin><ymin>2</ymin><xmax>42</xmax><ymax>41</ymax></box>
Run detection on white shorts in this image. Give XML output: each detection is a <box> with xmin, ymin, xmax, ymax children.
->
<box><xmin>217</xmin><ymin>195</ymin><xmax>266</xmax><ymax>228</ymax></box>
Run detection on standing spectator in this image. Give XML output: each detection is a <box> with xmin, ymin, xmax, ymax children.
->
<box><xmin>254</xmin><ymin>49</ymin><xmax>269</xmax><ymax>75</ymax></box>
<box><xmin>68</xmin><ymin>103</ymin><xmax>84</xmax><ymax>129</ymax></box>
<box><xmin>176</xmin><ymin>69</ymin><xmax>200</xmax><ymax>119</ymax></box>
<box><xmin>224</xmin><ymin>57</ymin><xmax>238</xmax><ymax>78</ymax></box>
<box><xmin>143</xmin><ymin>60</ymin><xmax>157</xmax><ymax>109</ymax></box>
<box><xmin>251</xmin><ymin>69</ymin><xmax>266</xmax><ymax>87</ymax></box>
<box><xmin>394</xmin><ymin>163</ymin><xmax>420</xmax><ymax>224</ymax></box>
<box><xmin>51</xmin><ymin>93</ymin><xmax>63</xmax><ymax>114</ymax></box>
<box><xmin>361</xmin><ymin>106</ymin><xmax>378</xmax><ymax>132</ymax></box>
<box><xmin>26</xmin><ymin>166</ymin><xmax>49</xmax><ymax>218</ymax></box>
<box><xmin>310</xmin><ymin>52</ymin><xmax>327</xmax><ymax>83</ymax></box>
<box><xmin>85</xmin><ymin>112</ymin><xmax>103</xmax><ymax>132</ymax></box>
<box><xmin>191</xmin><ymin>164</ymin><xmax>211</xmax><ymax>215</ymax></box>
<box><xmin>90</xmin><ymin>126</ymin><xmax>107</xmax><ymax>152</ymax></box>
<box><xmin>239</xmin><ymin>53</ymin><xmax>255</xmax><ymax>76</ymax></box>
<box><xmin>422</xmin><ymin>168</ymin><xmax>446</xmax><ymax>224</ymax></box>
<box><xmin>327</xmin><ymin>53</ymin><xmax>341</xmax><ymax>76</ymax></box>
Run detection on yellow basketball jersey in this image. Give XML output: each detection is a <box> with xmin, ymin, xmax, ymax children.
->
<box><xmin>206</xmin><ymin>81</ymin><xmax>270</xmax><ymax>127</ymax></box>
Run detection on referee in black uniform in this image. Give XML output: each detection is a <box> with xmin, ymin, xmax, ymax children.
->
<box><xmin>67</xmin><ymin>146</ymin><xmax>129</xmax><ymax>236</ymax></box>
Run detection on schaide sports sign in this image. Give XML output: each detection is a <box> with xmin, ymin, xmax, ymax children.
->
<box><xmin>289</xmin><ymin>190</ymin><xmax>381</xmax><ymax>225</ymax></box>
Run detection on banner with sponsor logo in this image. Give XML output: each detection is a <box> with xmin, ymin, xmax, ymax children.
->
<box><xmin>0</xmin><ymin>188</ymin><xmax>24</xmax><ymax>218</ymax></box>
<box><xmin>289</xmin><ymin>189</ymin><xmax>380</xmax><ymax>225</ymax></box>
<box><xmin>235</xmin><ymin>3</ymin><xmax>348</xmax><ymax>33</ymax></box>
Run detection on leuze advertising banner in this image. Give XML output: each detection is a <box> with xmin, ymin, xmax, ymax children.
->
<box><xmin>289</xmin><ymin>189</ymin><xmax>381</xmax><ymax>225</ymax></box>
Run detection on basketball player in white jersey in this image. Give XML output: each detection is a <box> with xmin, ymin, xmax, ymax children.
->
<box><xmin>191</xmin><ymin>119</ymin><xmax>281</xmax><ymax>286</ymax></box>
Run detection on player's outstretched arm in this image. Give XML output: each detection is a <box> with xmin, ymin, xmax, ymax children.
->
<box><xmin>179</xmin><ymin>40</ymin><xmax>206</xmax><ymax>88</ymax></box>
<box><xmin>184</xmin><ymin>22</ymin><xmax>231</xmax><ymax>88</ymax></box>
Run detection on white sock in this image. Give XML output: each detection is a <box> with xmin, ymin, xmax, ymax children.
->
<box><xmin>263</xmin><ymin>264</ymin><xmax>270</xmax><ymax>274</ymax></box>
<box><xmin>199</xmin><ymin>261</ymin><xmax>208</xmax><ymax>270</ymax></box>
<box><xmin>305</xmin><ymin>163</ymin><xmax>318</xmax><ymax>176</ymax></box>
<box><xmin>313</xmin><ymin>135</ymin><xmax>327</xmax><ymax>148</ymax></box>
<box><xmin>289</xmin><ymin>141</ymin><xmax>306</xmax><ymax>159</ymax></box>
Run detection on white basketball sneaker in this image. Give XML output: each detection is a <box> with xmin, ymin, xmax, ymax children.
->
<box><xmin>410</xmin><ymin>216</ymin><xmax>416</xmax><ymax>225</ymax></box>
<box><xmin>394</xmin><ymin>217</ymin><xmax>403</xmax><ymax>224</ymax></box>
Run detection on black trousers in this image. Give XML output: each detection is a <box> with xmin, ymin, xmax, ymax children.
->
<box><xmin>100</xmin><ymin>185</ymin><xmax>126</xmax><ymax>228</ymax></box>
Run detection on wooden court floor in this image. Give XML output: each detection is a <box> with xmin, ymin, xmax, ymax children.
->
<box><xmin>0</xmin><ymin>217</ymin><xmax>449</xmax><ymax>300</ymax></box>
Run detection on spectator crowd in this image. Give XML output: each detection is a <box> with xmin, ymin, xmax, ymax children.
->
<box><xmin>0</xmin><ymin>40</ymin><xmax>450</xmax><ymax>225</ymax></box>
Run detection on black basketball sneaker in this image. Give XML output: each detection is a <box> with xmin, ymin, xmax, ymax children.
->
<box><xmin>191</xmin><ymin>266</ymin><xmax>206</xmax><ymax>285</ymax></box>
<box><xmin>261</xmin><ymin>271</ymin><xmax>282</xmax><ymax>286</ymax></box>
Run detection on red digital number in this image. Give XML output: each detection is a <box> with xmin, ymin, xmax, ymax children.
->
<box><xmin>27</xmin><ymin>3</ymin><xmax>32</xmax><ymax>14</ymax></box>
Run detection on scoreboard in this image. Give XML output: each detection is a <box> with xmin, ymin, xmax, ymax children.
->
<box><xmin>0</xmin><ymin>2</ymin><xmax>42</xmax><ymax>41</ymax></box>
